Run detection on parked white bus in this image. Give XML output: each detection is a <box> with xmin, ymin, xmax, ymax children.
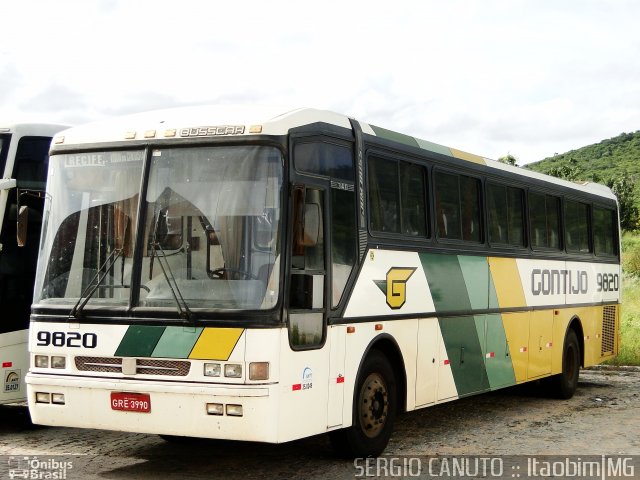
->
<box><xmin>26</xmin><ymin>107</ymin><xmax>620</xmax><ymax>456</ymax></box>
<box><xmin>1</xmin><ymin>123</ymin><xmax>67</xmax><ymax>404</ymax></box>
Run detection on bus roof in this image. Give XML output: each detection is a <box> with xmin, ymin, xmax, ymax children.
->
<box><xmin>52</xmin><ymin>106</ymin><xmax>615</xmax><ymax>201</ymax></box>
<box><xmin>0</xmin><ymin>123</ymin><xmax>69</xmax><ymax>138</ymax></box>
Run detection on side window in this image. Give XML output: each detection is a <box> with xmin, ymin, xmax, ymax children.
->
<box><xmin>529</xmin><ymin>192</ymin><xmax>561</xmax><ymax>250</ymax></box>
<box><xmin>294</xmin><ymin>141</ymin><xmax>355</xmax><ymax>181</ymax></box>
<box><xmin>13</xmin><ymin>136</ymin><xmax>52</xmax><ymax>189</ymax></box>
<box><xmin>289</xmin><ymin>187</ymin><xmax>325</xmax><ymax>348</ymax></box>
<box><xmin>293</xmin><ymin>139</ymin><xmax>357</xmax><ymax>309</ymax></box>
<box><xmin>487</xmin><ymin>183</ymin><xmax>525</xmax><ymax>246</ymax></box>
<box><xmin>435</xmin><ymin>171</ymin><xmax>481</xmax><ymax>242</ymax></box>
<box><xmin>331</xmin><ymin>188</ymin><xmax>356</xmax><ymax>307</ymax></box>
<box><xmin>593</xmin><ymin>206</ymin><xmax>616</xmax><ymax>256</ymax></box>
<box><xmin>565</xmin><ymin>200</ymin><xmax>591</xmax><ymax>253</ymax></box>
<box><xmin>400</xmin><ymin>163</ymin><xmax>427</xmax><ymax>236</ymax></box>
<box><xmin>368</xmin><ymin>156</ymin><xmax>427</xmax><ymax>236</ymax></box>
<box><xmin>369</xmin><ymin>157</ymin><xmax>399</xmax><ymax>233</ymax></box>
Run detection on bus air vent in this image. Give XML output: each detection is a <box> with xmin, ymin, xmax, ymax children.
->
<box><xmin>601</xmin><ymin>305</ymin><xmax>617</xmax><ymax>355</ymax></box>
<box><xmin>75</xmin><ymin>356</ymin><xmax>191</xmax><ymax>376</ymax></box>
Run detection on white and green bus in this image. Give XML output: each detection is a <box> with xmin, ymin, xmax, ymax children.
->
<box><xmin>27</xmin><ymin>107</ymin><xmax>620</xmax><ymax>456</ymax></box>
<box><xmin>1</xmin><ymin>123</ymin><xmax>67</xmax><ymax>404</ymax></box>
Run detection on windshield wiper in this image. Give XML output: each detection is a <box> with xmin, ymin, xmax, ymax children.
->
<box><xmin>149</xmin><ymin>241</ymin><xmax>194</xmax><ymax>322</ymax></box>
<box><xmin>69</xmin><ymin>247</ymin><xmax>123</xmax><ymax>319</ymax></box>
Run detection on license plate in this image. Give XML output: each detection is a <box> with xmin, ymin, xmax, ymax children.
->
<box><xmin>110</xmin><ymin>392</ymin><xmax>151</xmax><ymax>413</ymax></box>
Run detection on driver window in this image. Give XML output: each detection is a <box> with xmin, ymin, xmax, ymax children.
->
<box><xmin>289</xmin><ymin>186</ymin><xmax>325</xmax><ymax>348</ymax></box>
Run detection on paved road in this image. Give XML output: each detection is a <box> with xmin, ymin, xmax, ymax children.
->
<box><xmin>0</xmin><ymin>369</ymin><xmax>638</xmax><ymax>479</ymax></box>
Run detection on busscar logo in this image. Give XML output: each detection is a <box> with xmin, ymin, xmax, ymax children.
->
<box><xmin>374</xmin><ymin>267</ymin><xmax>417</xmax><ymax>309</ymax></box>
<box><xmin>4</xmin><ymin>370</ymin><xmax>20</xmax><ymax>393</ymax></box>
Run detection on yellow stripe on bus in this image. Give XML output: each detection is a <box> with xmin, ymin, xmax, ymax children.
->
<box><xmin>488</xmin><ymin>257</ymin><xmax>526</xmax><ymax>308</ymax></box>
<box><xmin>188</xmin><ymin>328</ymin><xmax>244</xmax><ymax>360</ymax></box>
<box><xmin>449</xmin><ymin>148</ymin><xmax>486</xmax><ymax>165</ymax></box>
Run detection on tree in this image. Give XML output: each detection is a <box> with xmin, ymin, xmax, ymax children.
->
<box><xmin>498</xmin><ymin>153</ymin><xmax>518</xmax><ymax>166</ymax></box>
<box><xmin>606</xmin><ymin>175</ymin><xmax>639</xmax><ymax>231</ymax></box>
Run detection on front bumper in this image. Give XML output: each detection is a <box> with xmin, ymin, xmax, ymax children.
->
<box><xmin>26</xmin><ymin>373</ymin><xmax>280</xmax><ymax>442</ymax></box>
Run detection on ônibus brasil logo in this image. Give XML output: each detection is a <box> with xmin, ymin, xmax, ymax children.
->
<box><xmin>374</xmin><ymin>267</ymin><xmax>417</xmax><ymax>309</ymax></box>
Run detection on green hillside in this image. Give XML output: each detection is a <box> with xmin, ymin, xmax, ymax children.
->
<box><xmin>525</xmin><ymin>130</ymin><xmax>640</xmax><ymax>231</ymax></box>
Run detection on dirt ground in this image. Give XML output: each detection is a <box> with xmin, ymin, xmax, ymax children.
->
<box><xmin>0</xmin><ymin>368</ymin><xmax>638</xmax><ymax>479</ymax></box>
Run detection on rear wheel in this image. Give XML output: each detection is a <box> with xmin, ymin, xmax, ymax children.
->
<box><xmin>546</xmin><ymin>329</ymin><xmax>580</xmax><ymax>399</ymax></box>
<box><xmin>329</xmin><ymin>350</ymin><xmax>397</xmax><ymax>458</ymax></box>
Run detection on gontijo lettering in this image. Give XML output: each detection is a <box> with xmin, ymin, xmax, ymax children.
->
<box><xmin>531</xmin><ymin>269</ymin><xmax>588</xmax><ymax>295</ymax></box>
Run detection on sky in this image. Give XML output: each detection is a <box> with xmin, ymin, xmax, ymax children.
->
<box><xmin>1</xmin><ymin>0</ymin><xmax>639</xmax><ymax>164</ymax></box>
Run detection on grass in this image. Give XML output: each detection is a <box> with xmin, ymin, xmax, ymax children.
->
<box><xmin>611</xmin><ymin>275</ymin><xmax>640</xmax><ymax>366</ymax></box>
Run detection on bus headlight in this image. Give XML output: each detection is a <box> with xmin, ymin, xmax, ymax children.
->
<box><xmin>51</xmin><ymin>393</ymin><xmax>66</xmax><ymax>405</ymax></box>
<box><xmin>35</xmin><ymin>355</ymin><xmax>49</xmax><ymax>368</ymax></box>
<box><xmin>224</xmin><ymin>364</ymin><xmax>242</xmax><ymax>378</ymax></box>
<box><xmin>249</xmin><ymin>362</ymin><xmax>269</xmax><ymax>380</ymax></box>
<box><xmin>51</xmin><ymin>356</ymin><xmax>66</xmax><ymax>369</ymax></box>
<box><xmin>204</xmin><ymin>363</ymin><xmax>221</xmax><ymax>377</ymax></box>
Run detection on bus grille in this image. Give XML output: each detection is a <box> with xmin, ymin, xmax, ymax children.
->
<box><xmin>601</xmin><ymin>305</ymin><xmax>617</xmax><ymax>355</ymax></box>
<box><xmin>75</xmin><ymin>356</ymin><xmax>191</xmax><ymax>376</ymax></box>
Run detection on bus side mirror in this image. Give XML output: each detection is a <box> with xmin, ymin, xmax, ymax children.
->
<box><xmin>301</xmin><ymin>203</ymin><xmax>320</xmax><ymax>246</ymax></box>
<box><xmin>17</xmin><ymin>205</ymin><xmax>28</xmax><ymax>247</ymax></box>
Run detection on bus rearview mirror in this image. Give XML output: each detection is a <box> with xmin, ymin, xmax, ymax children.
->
<box><xmin>17</xmin><ymin>205</ymin><xmax>28</xmax><ymax>247</ymax></box>
<box><xmin>301</xmin><ymin>203</ymin><xmax>320</xmax><ymax>246</ymax></box>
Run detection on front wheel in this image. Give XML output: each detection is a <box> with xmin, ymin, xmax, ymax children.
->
<box><xmin>329</xmin><ymin>350</ymin><xmax>397</xmax><ymax>458</ymax></box>
<box><xmin>546</xmin><ymin>329</ymin><xmax>581</xmax><ymax>399</ymax></box>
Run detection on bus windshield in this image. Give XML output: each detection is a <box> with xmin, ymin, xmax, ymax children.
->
<box><xmin>34</xmin><ymin>145</ymin><xmax>283</xmax><ymax>313</ymax></box>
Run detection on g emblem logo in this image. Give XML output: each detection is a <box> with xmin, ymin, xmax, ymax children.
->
<box><xmin>374</xmin><ymin>267</ymin><xmax>417</xmax><ymax>309</ymax></box>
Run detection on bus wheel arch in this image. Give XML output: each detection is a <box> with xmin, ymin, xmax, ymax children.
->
<box><xmin>566</xmin><ymin>316</ymin><xmax>585</xmax><ymax>368</ymax></box>
<box><xmin>362</xmin><ymin>335</ymin><xmax>407</xmax><ymax>414</ymax></box>
<box><xmin>546</xmin><ymin>316</ymin><xmax>583</xmax><ymax>399</ymax></box>
<box><xmin>329</xmin><ymin>334</ymin><xmax>406</xmax><ymax>457</ymax></box>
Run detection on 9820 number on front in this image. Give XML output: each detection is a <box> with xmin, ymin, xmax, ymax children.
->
<box><xmin>36</xmin><ymin>331</ymin><xmax>98</xmax><ymax>348</ymax></box>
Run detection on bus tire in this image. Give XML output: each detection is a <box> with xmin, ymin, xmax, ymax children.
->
<box><xmin>329</xmin><ymin>349</ymin><xmax>397</xmax><ymax>458</ymax></box>
<box><xmin>547</xmin><ymin>329</ymin><xmax>580</xmax><ymax>399</ymax></box>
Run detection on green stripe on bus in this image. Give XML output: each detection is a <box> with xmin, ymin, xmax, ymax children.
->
<box><xmin>458</xmin><ymin>255</ymin><xmax>491</xmax><ymax>310</ymax></box>
<box><xmin>439</xmin><ymin>316</ymin><xmax>490</xmax><ymax>396</ymax></box>
<box><xmin>115</xmin><ymin>325</ymin><xmax>166</xmax><ymax>357</ymax></box>
<box><xmin>414</xmin><ymin>138</ymin><xmax>453</xmax><ymax>157</ymax></box>
<box><xmin>484</xmin><ymin>314</ymin><xmax>517</xmax><ymax>389</ymax></box>
<box><xmin>370</xmin><ymin>125</ymin><xmax>421</xmax><ymax>148</ymax></box>
<box><xmin>151</xmin><ymin>326</ymin><xmax>204</xmax><ymax>358</ymax></box>
<box><xmin>419</xmin><ymin>253</ymin><xmax>471</xmax><ymax>312</ymax></box>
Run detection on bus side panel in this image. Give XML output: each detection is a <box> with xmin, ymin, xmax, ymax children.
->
<box><xmin>277</xmin><ymin>329</ymin><xmax>331</xmax><ymax>443</ymax></box>
<box><xmin>335</xmin><ymin>319</ymin><xmax>419</xmax><ymax>428</ymax></box>
<box><xmin>0</xmin><ymin>329</ymin><xmax>28</xmax><ymax>404</ymax></box>
<box><xmin>327</xmin><ymin>324</ymin><xmax>346</xmax><ymax>428</ymax></box>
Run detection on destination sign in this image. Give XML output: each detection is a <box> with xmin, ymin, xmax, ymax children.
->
<box><xmin>63</xmin><ymin>151</ymin><xmax>144</xmax><ymax>168</ymax></box>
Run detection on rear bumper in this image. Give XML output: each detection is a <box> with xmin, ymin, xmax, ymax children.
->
<box><xmin>26</xmin><ymin>373</ymin><xmax>280</xmax><ymax>442</ymax></box>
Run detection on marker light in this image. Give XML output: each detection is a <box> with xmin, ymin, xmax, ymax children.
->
<box><xmin>204</xmin><ymin>363</ymin><xmax>221</xmax><ymax>377</ymax></box>
<box><xmin>51</xmin><ymin>356</ymin><xmax>66</xmax><ymax>369</ymax></box>
<box><xmin>249</xmin><ymin>362</ymin><xmax>269</xmax><ymax>381</ymax></box>
<box><xmin>224</xmin><ymin>364</ymin><xmax>242</xmax><ymax>378</ymax></box>
<box><xmin>35</xmin><ymin>355</ymin><xmax>49</xmax><ymax>368</ymax></box>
